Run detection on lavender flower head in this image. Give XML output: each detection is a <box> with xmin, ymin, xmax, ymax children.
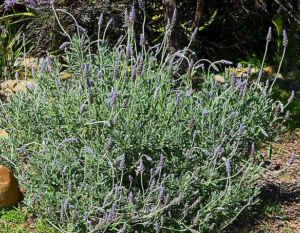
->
<box><xmin>140</xmin><ymin>33</ymin><xmax>145</xmax><ymax>46</ymax></box>
<box><xmin>154</xmin><ymin>85</ymin><xmax>161</xmax><ymax>98</ymax></box>
<box><xmin>138</xmin><ymin>0</ymin><xmax>145</xmax><ymax>11</ymax></box>
<box><xmin>119</xmin><ymin>154</ymin><xmax>126</xmax><ymax>170</ymax></box>
<box><xmin>221</xmin><ymin>60</ymin><xmax>233</xmax><ymax>65</ymax></box>
<box><xmin>191</xmin><ymin>27</ymin><xmax>198</xmax><ymax>41</ymax></box>
<box><xmin>129</xmin><ymin>175</ymin><xmax>133</xmax><ymax>182</ymax></box>
<box><xmin>288</xmin><ymin>151</ymin><xmax>295</xmax><ymax>164</ymax></box>
<box><xmin>288</xmin><ymin>90</ymin><xmax>294</xmax><ymax>103</ymax></box>
<box><xmin>283</xmin><ymin>30</ymin><xmax>288</xmax><ymax>47</ymax></box>
<box><xmin>110</xmin><ymin>89</ymin><xmax>117</xmax><ymax>107</ymax></box>
<box><xmin>129</xmin><ymin>6</ymin><xmax>136</xmax><ymax>23</ymax></box>
<box><xmin>225</xmin><ymin>157</ymin><xmax>231</xmax><ymax>173</ymax></box>
<box><xmin>202</xmin><ymin>110</ymin><xmax>210</xmax><ymax>115</ymax></box>
<box><xmin>98</xmin><ymin>13</ymin><xmax>103</xmax><ymax>25</ymax></box>
<box><xmin>139</xmin><ymin>159</ymin><xmax>145</xmax><ymax>172</ymax></box>
<box><xmin>113</xmin><ymin>62</ymin><xmax>119</xmax><ymax>80</ymax></box>
<box><xmin>76</xmin><ymin>24</ymin><xmax>86</xmax><ymax>33</ymax></box>
<box><xmin>159</xmin><ymin>154</ymin><xmax>164</xmax><ymax>167</ymax></box>
<box><xmin>193</xmin><ymin>211</ymin><xmax>200</xmax><ymax>226</ymax></box>
<box><xmin>266</xmin><ymin>27</ymin><xmax>272</xmax><ymax>41</ymax></box>
<box><xmin>85</xmin><ymin>146</ymin><xmax>94</xmax><ymax>155</ymax></box>
<box><xmin>238</xmin><ymin>123</ymin><xmax>245</xmax><ymax>136</ymax></box>
<box><xmin>59</xmin><ymin>42</ymin><xmax>71</xmax><ymax>50</ymax></box>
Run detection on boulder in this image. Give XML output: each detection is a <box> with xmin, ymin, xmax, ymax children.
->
<box><xmin>287</xmin><ymin>81</ymin><xmax>300</xmax><ymax>93</ymax></box>
<box><xmin>264</xmin><ymin>65</ymin><xmax>278</xmax><ymax>74</ymax></box>
<box><xmin>0</xmin><ymin>165</ymin><xmax>22</xmax><ymax>209</ymax></box>
<box><xmin>286</xmin><ymin>70</ymin><xmax>300</xmax><ymax>79</ymax></box>
<box><xmin>13</xmin><ymin>81</ymin><xmax>37</xmax><ymax>92</ymax></box>
<box><xmin>1</xmin><ymin>80</ymin><xmax>17</xmax><ymax>90</ymax></box>
<box><xmin>59</xmin><ymin>71</ymin><xmax>73</xmax><ymax>81</ymax></box>
<box><xmin>271</xmin><ymin>73</ymin><xmax>284</xmax><ymax>80</ymax></box>
<box><xmin>215</xmin><ymin>75</ymin><xmax>225</xmax><ymax>83</ymax></box>
<box><xmin>0</xmin><ymin>90</ymin><xmax>12</xmax><ymax>103</ymax></box>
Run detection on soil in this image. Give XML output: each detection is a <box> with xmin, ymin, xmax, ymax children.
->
<box><xmin>224</xmin><ymin>130</ymin><xmax>300</xmax><ymax>233</ymax></box>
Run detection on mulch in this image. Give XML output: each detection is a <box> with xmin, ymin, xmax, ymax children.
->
<box><xmin>224</xmin><ymin>131</ymin><xmax>300</xmax><ymax>233</ymax></box>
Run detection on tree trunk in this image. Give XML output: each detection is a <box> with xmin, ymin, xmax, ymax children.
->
<box><xmin>192</xmin><ymin>0</ymin><xmax>205</xmax><ymax>29</ymax></box>
<box><xmin>163</xmin><ymin>0</ymin><xmax>178</xmax><ymax>53</ymax></box>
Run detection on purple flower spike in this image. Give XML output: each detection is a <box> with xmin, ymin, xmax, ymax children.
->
<box><xmin>138</xmin><ymin>0</ymin><xmax>145</xmax><ymax>11</ymax></box>
<box><xmin>76</xmin><ymin>24</ymin><xmax>86</xmax><ymax>33</ymax></box>
<box><xmin>110</xmin><ymin>89</ymin><xmax>117</xmax><ymax>107</ymax></box>
<box><xmin>98</xmin><ymin>13</ymin><xmax>103</xmax><ymax>25</ymax></box>
<box><xmin>154</xmin><ymin>86</ymin><xmax>161</xmax><ymax>98</ymax></box>
<box><xmin>119</xmin><ymin>154</ymin><xmax>126</xmax><ymax>170</ymax></box>
<box><xmin>139</xmin><ymin>159</ymin><xmax>145</xmax><ymax>172</ymax></box>
<box><xmin>266</xmin><ymin>27</ymin><xmax>272</xmax><ymax>41</ymax></box>
<box><xmin>283</xmin><ymin>30</ymin><xmax>288</xmax><ymax>47</ymax></box>
<box><xmin>159</xmin><ymin>154</ymin><xmax>164</xmax><ymax>167</ymax></box>
<box><xmin>85</xmin><ymin>146</ymin><xmax>94</xmax><ymax>155</ymax></box>
<box><xmin>238</xmin><ymin>124</ymin><xmax>245</xmax><ymax>136</ymax></box>
<box><xmin>129</xmin><ymin>175</ymin><xmax>133</xmax><ymax>182</ymax></box>
<box><xmin>129</xmin><ymin>6</ymin><xmax>136</xmax><ymax>23</ymax></box>
<box><xmin>221</xmin><ymin>60</ymin><xmax>233</xmax><ymax>65</ymax></box>
<box><xmin>140</xmin><ymin>33</ymin><xmax>145</xmax><ymax>46</ymax></box>
<box><xmin>288</xmin><ymin>90</ymin><xmax>294</xmax><ymax>103</ymax></box>
<box><xmin>202</xmin><ymin>110</ymin><xmax>210</xmax><ymax>115</ymax></box>
<box><xmin>225</xmin><ymin>157</ymin><xmax>231</xmax><ymax>173</ymax></box>
<box><xmin>59</xmin><ymin>42</ymin><xmax>71</xmax><ymax>50</ymax></box>
<box><xmin>158</xmin><ymin>187</ymin><xmax>164</xmax><ymax>204</ymax></box>
<box><xmin>113</xmin><ymin>62</ymin><xmax>119</xmax><ymax>80</ymax></box>
<box><xmin>250</xmin><ymin>142</ymin><xmax>255</xmax><ymax>156</ymax></box>
<box><xmin>193</xmin><ymin>211</ymin><xmax>200</xmax><ymax>226</ymax></box>
<box><xmin>288</xmin><ymin>151</ymin><xmax>295</xmax><ymax>164</ymax></box>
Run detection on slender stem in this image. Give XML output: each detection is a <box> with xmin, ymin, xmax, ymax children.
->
<box><xmin>258</xmin><ymin>41</ymin><xmax>269</xmax><ymax>83</ymax></box>
<box><xmin>270</xmin><ymin>47</ymin><xmax>286</xmax><ymax>90</ymax></box>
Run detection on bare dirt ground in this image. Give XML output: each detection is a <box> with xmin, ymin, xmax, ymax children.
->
<box><xmin>224</xmin><ymin>130</ymin><xmax>300</xmax><ymax>233</ymax></box>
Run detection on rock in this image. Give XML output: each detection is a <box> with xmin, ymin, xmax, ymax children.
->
<box><xmin>0</xmin><ymin>129</ymin><xmax>8</xmax><ymax>139</ymax></box>
<box><xmin>236</xmin><ymin>72</ymin><xmax>248</xmax><ymax>78</ymax></box>
<box><xmin>287</xmin><ymin>81</ymin><xmax>300</xmax><ymax>93</ymax></box>
<box><xmin>286</xmin><ymin>70</ymin><xmax>300</xmax><ymax>79</ymax></box>
<box><xmin>0</xmin><ymin>165</ymin><xmax>22</xmax><ymax>209</ymax></box>
<box><xmin>271</xmin><ymin>73</ymin><xmax>284</xmax><ymax>80</ymax></box>
<box><xmin>13</xmin><ymin>81</ymin><xmax>37</xmax><ymax>92</ymax></box>
<box><xmin>1</xmin><ymin>80</ymin><xmax>17</xmax><ymax>90</ymax></box>
<box><xmin>215</xmin><ymin>75</ymin><xmax>225</xmax><ymax>83</ymax></box>
<box><xmin>0</xmin><ymin>90</ymin><xmax>11</xmax><ymax>103</ymax></box>
<box><xmin>264</xmin><ymin>65</ymin><xmax>278</xmax><ymax>74</ymax></box>
<box><xmin>59</xmin><ymin>71</ymin><xmax>73</xmax><ymax>81</ymax></box>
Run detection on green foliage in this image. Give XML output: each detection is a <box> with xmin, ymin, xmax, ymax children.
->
<box><xmin>0</xmin><ymin>208</ymin><xmax>28</xmax><ymax>233</ymax></box>
<box><xmin>0</xmin><ymin>208</ymin><xmax>27</xmax><ymax>224</ymax></box>
<box><xmin>35</xmin><ymin>219</ymin><xmax>57</xmax><ymax>233</ymax></box>
<box><xmin>0</xmin><ymin>21</ymin><xmax>23</xmax><ymax>79</ymax></box>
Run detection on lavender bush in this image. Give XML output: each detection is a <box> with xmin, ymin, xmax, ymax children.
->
<box><xmin>0</xmin><ymin>4</ymin><xmax>294</xmax><ymax>232</ymax></box>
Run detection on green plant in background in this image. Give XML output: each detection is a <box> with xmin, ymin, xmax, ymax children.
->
<box><xmin>35</xmin><ymin>219</ymin><xmax>57</xmax><ymax>233</ymax></box>
<box><xmin>0</xmin><ymin>207</ymin><xmax>27</xmax><ymax>224</ymax></box>
<box><xmin>0</xmin><ymin>1</ymin><xmax>37</xmax><ymax>79</ymax></box>
<box><xmin>0</xmin><ymin>21</ymin><xmax>23</xmax><ymax>79</ymax></box>
<box><xmin>0</xmin><ymin>207</ymin><xmax>28</xmax><ymax>233</ymax></box>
